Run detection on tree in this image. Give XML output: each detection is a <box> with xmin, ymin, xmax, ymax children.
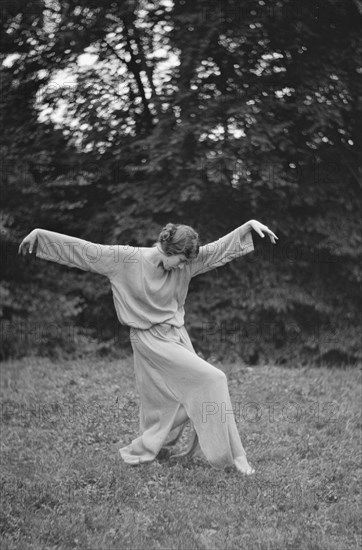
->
<box><xmin>1</xmin><ymin>0</ymin><xmax>361</xmax><ymax>364</ymax></box>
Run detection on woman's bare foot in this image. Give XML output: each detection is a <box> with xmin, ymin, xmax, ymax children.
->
<box><xmin>234</xmin><ymin>455</ymin><xmax>255</xmax><ymax>475</ymax></box>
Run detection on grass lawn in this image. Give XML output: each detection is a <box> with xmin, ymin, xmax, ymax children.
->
<box><xmin>0</xmin><ymin>354</ymin><xmax>361</xmax><ymax>550</ymax></box>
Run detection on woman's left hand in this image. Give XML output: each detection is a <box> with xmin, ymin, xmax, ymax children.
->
<box><xmin>249</xmin><ymin>220</ymin><xmax>278</xmax><ymax>244</ymax></box>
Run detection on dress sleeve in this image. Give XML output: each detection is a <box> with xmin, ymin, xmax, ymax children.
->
<box><xmin>189</xmin><ymin>225</ymin><xmax>254</xmax><ymax>278</ymax></box>
<box><xmin>34</xmin><ymin>229</ymin><xmax>138</xmax><ymax>278</ymax></box>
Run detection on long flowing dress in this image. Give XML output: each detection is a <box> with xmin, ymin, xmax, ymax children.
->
<box><xmin>34</xmin><ymin>226</ymin><xmax>254</xmax><ymax>469</ymax></box>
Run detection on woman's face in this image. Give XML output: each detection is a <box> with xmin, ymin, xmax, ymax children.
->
<box><xmin>162</xmin><ymin>253</ymin><xmax>189</xmax><ymax>271</ymax></box>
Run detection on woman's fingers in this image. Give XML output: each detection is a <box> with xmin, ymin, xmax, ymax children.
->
<box><xmin>260</xmin><ymin>227</ymin><xmax>278</xmax><ymax>244</ymax></box>
<box><xmin>251</xmin><ymin>221</ymin><xmax>278</xmax><ymax>243</ymax></box>
<box><xmin>18</xmin><ymin>237</ymin><xmax>33</xmax><ymax>255</ymax></box>
<box><xmin>264</xmin><ymin>227</ymin><xmax>278</xmax><ymax>242</ymax></box>
<box><xmin>18</xmin><ymin>241</ymin><xmax>26</xmax><ymax>255</ymax></box>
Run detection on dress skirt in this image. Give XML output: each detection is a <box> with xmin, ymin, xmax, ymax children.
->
<box><xmin>118</xmin><ymin>323</ymin><xmax>246</xmax><ymax>469</ymax></box>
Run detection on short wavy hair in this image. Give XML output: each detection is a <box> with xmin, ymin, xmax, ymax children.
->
<box><xmin>155</xmin><ymin>223</ymin><xmax>200</xmax><ymax>259</ymax></box>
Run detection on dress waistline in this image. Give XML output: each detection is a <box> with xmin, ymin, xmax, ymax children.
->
<box><xmin>130</xmin><ymin>322</ymin><xmax>184</xmax><ymax>338</ymax></box>
<box><xmin>131</xmin><ymin>322</ymin><xmax>183</xmax><ymax>330</ymax></box>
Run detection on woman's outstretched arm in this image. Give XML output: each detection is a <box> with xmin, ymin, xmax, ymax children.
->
<box><xmin>189</xmin><ymin>220</ymin><xmax>278</xmax><ymax>278</ymax></box>
<box><xmin>18</xmin><ymin>228</ymin><xmax>136</xmax><ymax>278</ymax></box>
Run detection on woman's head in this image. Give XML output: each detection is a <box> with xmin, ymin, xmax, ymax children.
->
<box><xmin>156</xmin><ymin>223</ymin><xmax>200</xmax><ymax>260</ymax></box>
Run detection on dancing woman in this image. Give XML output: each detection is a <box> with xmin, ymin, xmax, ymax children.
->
<box><xmin>19</xmin><ymin>219</ymin><xmax>278</xmax><ymax>475</ymax></box>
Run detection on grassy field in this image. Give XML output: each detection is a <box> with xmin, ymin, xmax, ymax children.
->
<box><xmin>0</xmin><ymin>354</ymin><xmax>361</xmax><ymax>550</ymax></box>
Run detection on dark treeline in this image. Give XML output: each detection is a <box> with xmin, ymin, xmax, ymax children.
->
<box><xmin>1</xmin><ymin>0</ymin><xmax>361</xmax><ymax>364</ymax></box>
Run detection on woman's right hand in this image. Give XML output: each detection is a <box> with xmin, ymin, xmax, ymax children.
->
<box><xmin>18</xmin><ymin>229</ymin><xmax>39</xmax><ymax>256</ymax></box>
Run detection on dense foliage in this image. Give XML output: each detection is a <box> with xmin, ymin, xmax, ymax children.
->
<box><xmin>1</xmin><ymin>0</ymin><xmax>361</xmax><ymax>364</ymax></box>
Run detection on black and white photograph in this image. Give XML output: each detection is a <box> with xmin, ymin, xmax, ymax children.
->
<box><xmin>1</xmin><ymin>0</ymin><xmax>361</xmax><ymax>549</ymax></box>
